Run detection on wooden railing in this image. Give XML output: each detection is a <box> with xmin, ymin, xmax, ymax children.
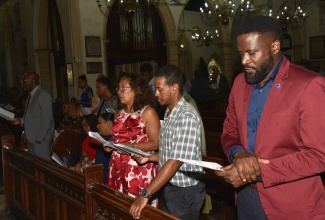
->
<box><xmin>1</xmin><ymin>135</ymin><xmax>178</xmax><ymax>220</ymax></box>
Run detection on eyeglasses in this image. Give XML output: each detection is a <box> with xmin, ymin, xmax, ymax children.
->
<box><xmin>20</xmin><ymin>79</ymin><xmax>31</xmax><ymax>84</ymax></box>
<box><xmin>116</xmin><ymin>86</ymin><xmax>132</xmax><ymax>92</ymax></box>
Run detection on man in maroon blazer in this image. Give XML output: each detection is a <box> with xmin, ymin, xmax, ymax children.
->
<box><xmin>216</xmin><ymin>16</ymin><xmax>325</xmax><ymax>219</ymax></box>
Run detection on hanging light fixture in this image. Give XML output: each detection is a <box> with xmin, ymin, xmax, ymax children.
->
<box><xmin>191</xmin><ymin>26</ymin><xmax>219</xmax><ymax>47</ymax></box>
<box><xmin>96</xmin><ymin>0</ymin><xmax>158</xmax><ymax>17</ymax></box>
<box><xmin>193</xmin><ymin>1</ymin><xmax>220</xmax><ymax>47</ymax></box>
<box><xmin>215</xmin><ymin>0</ymin><xmax>235</xmax><ymax>26</ymax></box>
<box><xmin>276</xmin><ymin>0</ymin><xmax>307</xmax><ymax>32</ymax></box>
<box><xmin>199</xmin><ymin>0</ymin><xmax>235</xmax><ymax>26</ymax></box>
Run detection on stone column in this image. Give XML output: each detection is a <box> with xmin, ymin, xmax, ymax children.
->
<box><xmin>34</xmin><ymin>49</ymin><xmax>53</xmax><ymax>96</ymax></box>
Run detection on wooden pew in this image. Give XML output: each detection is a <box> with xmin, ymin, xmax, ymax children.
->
<box><xmin>1</xmin><ymin>135</ymin><xmax>178</xmax><ymax>220</ymax></box>
<box><xmin>202</xmin><ymin>117</ymin><xmax>225</xmax><ymax>133</ymax></box>
<box><xmin>205</xmin><ymin>131</ymin><xmax>228</xmax><ymax>161</ymax></box>
<box><xmin>88</xmin><ymin>182</ymin><xmax>178</xmax><ymax>220</ymax></box>
<box><xmin>52</xmin><ymin>128</ymin><xmax>84</xmax><ymax>156</ymax></box>
<box><xmin>199</xmin><ymin>110</ymin><xmax>226</xmax><ymax>118</ymax></box>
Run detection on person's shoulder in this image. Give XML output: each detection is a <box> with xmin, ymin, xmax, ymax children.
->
<box><xmin>289</xmin><ymin>64</ymin><xmax>324</xmax><ymax>82</ymax></box>
<box><xmin>141</xmin><ymin>105</ymin><xmax>158</xmax><ymax>118</ymax></box>
<box><xmin>86</xmin><ymin>86</ymin><xmax>93</xmax><ymax>92</ymax></box>
<box><xmin>179</xmin><ymin>99</ymin><xmax>199</xmax><ymax>118</ymax></box>
<box><xmin>38</xmin><ymin>87</ymin><xmax>52</xmax><ymax>98</ymax></box>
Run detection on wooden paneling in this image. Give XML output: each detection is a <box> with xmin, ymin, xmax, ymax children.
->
<box><xmin>1</xmin><ymin>135</ymin><xmax>178</xmax><ymax>220</ymax></box>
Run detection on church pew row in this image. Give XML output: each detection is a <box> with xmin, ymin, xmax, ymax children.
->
<box><xmin>205</xmin><ymin>131</ymin><xmax>228</xmax><ymax>161</ymax></box>
<box><xmin>52</xmin><ymin>127</ymin><xmax>235</xmax><ymax>219</ymax></box>
<box><xmin>51</xmin><ymin>128</ymin><xmax>84</xmax><ymax>156</ymax></box>
<box><xmin>199</xmin><ymin>110</ymin><xmax>226</xmax><ymax>119</ymax></box>
<box><xmin>1</xmin><ymin>135</ymin><xmax>178</xmax><ymax>220</ymax></box>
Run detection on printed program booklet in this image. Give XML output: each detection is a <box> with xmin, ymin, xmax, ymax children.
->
<box><xmin>51</xmin><ymin>152</ymin><xmax>67</xmax><ymax>167</ymax></box>
<box><xmin>0</xmin><ymin>107</ymin><xmax>15</xmax><ymax>121</ymax></box>
<box><xmin>88</xmin><ymin>131</ymin><xmax>152</xmax><ymax>157</ymax></box>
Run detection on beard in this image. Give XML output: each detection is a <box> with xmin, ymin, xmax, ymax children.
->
<box><xmin>244</xmin><ymin>53</ymin><xmax>274</xmax><ymax>84</ymax></box>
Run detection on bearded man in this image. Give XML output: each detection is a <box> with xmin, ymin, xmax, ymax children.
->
<box><xmin>215</xmin><ymin>16</ymin><xmax>325</xmax><ymax>220</ymax></box>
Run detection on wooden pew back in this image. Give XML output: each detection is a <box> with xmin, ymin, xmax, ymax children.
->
<box><xmin>202</xmin><ymin>117</ymin><xmax>225</xmax><ymax>133</ymax></box>
<box><xmin>1</xmin><ymin>135</ymin><xmax>179</xmax><ymax>220</ymax></box>
<box><xmin>52</xmin><ymin>128</ymin><xmax>84</xmax><ymax>156</ymax></box>
<box><xmin>205</xmin><ymin>131</ymin><xmax>228</xmax><ymax>161</ymax></box>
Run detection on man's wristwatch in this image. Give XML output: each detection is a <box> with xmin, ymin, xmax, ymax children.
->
<box><xmin>140</xmin><ymin>189</ymin><xmax>151</xmax><ymax>199</ymax></box>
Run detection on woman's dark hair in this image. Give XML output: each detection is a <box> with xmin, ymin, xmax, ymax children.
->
<box><xmin>118</xmin><ymin>73</ymin><xmax>156</xmax><ymax>111</ymax></box>
<box><xmin>84</xmin><ymin>114</ymin><xmax>98</xmax><ymax>132</ymax></box>
<box><xmin>99</xmin><ymin>112</ymin><xmax>115</xmax><ymax>122</ymax></box>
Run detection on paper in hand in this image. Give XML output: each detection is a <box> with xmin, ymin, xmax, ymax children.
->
<box><xmin>88</xmin><ymin>131</ymin><xmax>152</xmax><ymax>157</ymax></box>
<box><xmin>178</xmin><ymin>159</ymin><xmax>223</xmax><ymax>170</ymax></box>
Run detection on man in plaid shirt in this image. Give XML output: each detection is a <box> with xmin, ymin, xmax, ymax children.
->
<box><xmin>130</xmin><ymin>65</ymin><xmax>205</xmax><ymax>220</ymax></box>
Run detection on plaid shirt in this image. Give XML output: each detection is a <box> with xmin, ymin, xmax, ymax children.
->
<box><xmin>159</xmin><ymin>98</ymin><xmax>204</xmax><ymax>187</ymax></box>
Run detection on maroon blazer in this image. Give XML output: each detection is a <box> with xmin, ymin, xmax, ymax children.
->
<box><xmin>222</xmin><ymin>57</ymin><xmax>325</xmax><ymax>219</ymax></box>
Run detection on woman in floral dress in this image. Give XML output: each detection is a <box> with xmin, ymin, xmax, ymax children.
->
<box><xmin>104</xmin><ymin>73</ymin><xmax>160</xmax><ymax>206</ymax></box>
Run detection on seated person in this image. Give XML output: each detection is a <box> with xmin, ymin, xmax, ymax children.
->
<box><xmin>7</xmin><ymin>87</ymin><xmax>24</xmax><ymax>115</ymax></box>
<box><xmin>70</xmin><ymin>114</ymin><xmax>100</xmax><ymax>172</ymax></box>
<box><xmin>59</xmin><ymin>102</ymin><xmax>79</xmax><ymax>129</ymax></box>
<box><xmin>55</xmin><ymin>102</ymin><xmax>80</xmax><ymax>139</ymax></box>
<box><xmin>71</xmin><ymin>97</ymin><xmax>81</xmax><ymax>116</ymax></box>
<box><xmin>94</xmin><ymin>111</ymin><xmax>115</xmax><ymax>184</ymax></box>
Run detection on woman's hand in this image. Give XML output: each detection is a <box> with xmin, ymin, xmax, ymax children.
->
<box><xmin>132</xmin><ymin>154</ymin><xmax>150</xmax><ymax>164</ymax></box>
<box><xmin>103</xmin><ymin>146</ymin><xmax>113</xmax><ymax>153</ymax></box>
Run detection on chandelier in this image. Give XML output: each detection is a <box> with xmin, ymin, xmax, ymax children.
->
<box><xmin>199</xmin><ymin>0</ymin><xmax>235</xmax><ymax>26</ymax></box>
<box><xmin>96</xmin><ymin>0</ymin><xmax>158</xmax><ymax>17</ymax></box>
<box><xmin>276</xmin><ymin>0</ymin><xmax>307</xmax><ymax>32</ymax></box>
<box><xmin>191</xmin><ymin>26</ymin><xmax>219</xmax><ymax>47</ymax></box>
<box><xmin>215</xmin><ymin>0</ymin><xmax>235</xmax><ymax>25</ymax></box>
<box><xmin>193</xmin><ymin>1</ymin><xmax>220</xmax><ymax>47</ymax></box>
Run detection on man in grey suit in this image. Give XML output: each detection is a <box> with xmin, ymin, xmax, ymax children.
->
<box><xmin>12</xmin><ymin>72</ymin><xmax>54</xmax><ymax>160</ymax></box>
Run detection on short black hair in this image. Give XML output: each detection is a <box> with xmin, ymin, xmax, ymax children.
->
<box><xmin>154</xmin><ymin>65</ymin><xmax>183</xmax><ymax>92</ymax></box>
<box><xmin>78</xmin><ymin>74</ymin><xmax>87</xmax><ymax>82</ymax></box>
<box><xmin>140</xmin><ymin>63</ymin><xmax>153</xmax><ymax>73</ymax></box>
<box><xmin>96</xmin><ymin>76</ymin><xmax>113</xmax><ymax>92</ymax></box>
<box><xmin>85</xmin><ymin>114</ymin><xmax>98</xmax><ymax>132</ymax></box>
<box><xmin>99</xmin><ymin>112</ymin><xmax>115</xmax><ymax>123</ymax></box>
<box><xmin>236</xmin><ymin>16</ymin><xmax>283</xmax><ymax>42</ymax></box>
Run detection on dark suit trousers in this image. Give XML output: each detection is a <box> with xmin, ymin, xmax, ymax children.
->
<box><xmin>237</xmin><ymin>186</ymin><xmax>267</xmax><ymax>220</ymax></box>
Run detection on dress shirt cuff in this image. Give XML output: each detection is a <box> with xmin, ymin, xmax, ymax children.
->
<box><xmin>257</xmin><ymin>176</ymin><xmax>262</xmax><ymax>182</ymax></box>
<box><xmin>228</xmin><ymin>146</ymin><xmax>245</xmax><ymax>163</ymax></box>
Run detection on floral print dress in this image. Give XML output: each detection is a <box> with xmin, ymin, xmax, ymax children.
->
<box><xmin>108</xmin><ymin>106</ymin><xmax>158</xmax><ymax>206</ymax></box>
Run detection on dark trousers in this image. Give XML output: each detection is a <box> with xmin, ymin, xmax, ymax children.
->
<box><xmin>237</xmin><ymin>186</ymin><xmax>268</xmax><ymax>220</ymax></box>
<box><xmin>162</xmin><ymin>181</ymin><xmax>205</xmax><ymax>220</ymax></box>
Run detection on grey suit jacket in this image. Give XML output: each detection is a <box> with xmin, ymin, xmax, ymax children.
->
<box><xmin>24</xmin><ymin>86</ymin><xmax>54</xmax><ymax>144</ymax></box>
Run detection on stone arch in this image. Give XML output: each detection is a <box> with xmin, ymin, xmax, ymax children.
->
<box><xmin>35</xmin><ymin>0</ymin><xmax>53</xmax><ymax>96</ymax></box>
<box><xmin>155</xmin><ymin>3</ymin><xmax>179</xmax><ymax>65</ymax></box>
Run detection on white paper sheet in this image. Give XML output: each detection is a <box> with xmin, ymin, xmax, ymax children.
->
<box><xmin>88</xmin><ymin>131</ymin><xmax>152</xmax><ymax>157</ymax></box>
<box><xmin>178</xmin><ymin>159</ymin><xmax>223</xmax><ymax>170</ymax></box>
<box><xmin>0</xmin><ymin>107</ymin><xmax>15</xmax><ymax>121</ymax></box>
